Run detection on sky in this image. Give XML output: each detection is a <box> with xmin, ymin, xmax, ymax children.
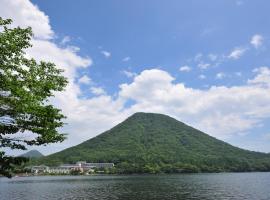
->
<box><xmin>1</xmin><ymin>0</ymin><xmax>270</xmax><ymax>155</ymax></box>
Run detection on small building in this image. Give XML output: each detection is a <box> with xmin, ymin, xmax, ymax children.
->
<box><xmin>30</xmin><ymin>161</ymin><xmax>114</xmax><ymax>174</ymax></box>
<box><xmin>81</xmin><ymin>162</ymin><xmax>114</xmax><ymax>169</ymax></box>
<box><xmin>31</xmin><ymin>165</ymin><xmax>49</xmax><ymax>174</ymax></box>
<box><xmin>46</xmin><ymin>166</ymin><xmax>71</xmax><ymax>174</ymax></box>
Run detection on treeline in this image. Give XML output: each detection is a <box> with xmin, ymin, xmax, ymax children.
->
<box><xmin>112</xmin><ymin>160</ymin><xmax>270</xmax><ymax>174</ymax></box>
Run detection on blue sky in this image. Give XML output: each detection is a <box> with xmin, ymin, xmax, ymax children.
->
<box><xmin>2</xmin><ymin>0</ymin><xmax>270</xmax><ymax>154</ymax></box>
<box><xmin>32</xmin><ymin>0</ymin><xmax>270</xmax><ymax>91</ymax></box>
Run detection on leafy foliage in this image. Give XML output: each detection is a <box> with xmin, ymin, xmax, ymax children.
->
<box><xmin>35</xmin><ymin>113</ymin><xmax>270</xmax><ymax>173</ymax></box>
<box><xmin>0</xmin><ymin>18</ymin><xmax>68</xmax><ymax>177</ymax></box>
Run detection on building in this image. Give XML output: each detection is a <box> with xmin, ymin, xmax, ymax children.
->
<box><xmin>46</xmin><ymin>166</ymin><xmax>71</xmax><ymax>174</ymax></box>
<box><xmin>31</xmin><ymin>165</ymin><xmax>49</xmax><ymax>174</ymax></box>
<box><xmin>31</xmin><ymin>161</ymin><xmax>114</xmax><ymax>174</ymax></box>
<box><xmin>80</xmin><ymin>162</ymin><xmax>114</xmax><ymax>169</ymax></box>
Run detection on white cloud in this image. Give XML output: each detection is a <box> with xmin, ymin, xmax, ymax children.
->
<box><xmin>61</xmin><ymin>36</ymin><xmax>71</xmax><ymax>45</ymax></box>
<box><xmin>119</xmin><ymin>68</ymin><xmax>270</xmax><ymax>139</ymax></box>
<box><xmin>228</xmin><ymin>47</ymin><xmax>247</xmax><ymax>59</ymax></box>
<box><xmin>198</xmin><ymin>62</ymin><xmax>211</xmax><ymax>70</ymax></box>
<box><xmin>90</xmin><ymin>87</ymin><xmax>106</xmax><ymax>96</ymax></box>
<box><xmin>0</xmin><ymin>0</ymin><xmax>53</xmax><ymax>39</ymax></box>
<box><xmin>101</xmin><ymin>51</ymin><xmax>111</xmax><ymax>58</ymax></box>
<box><xmin>179</xmin><ymin>65</ymin><xmax>192</xmax><ymax>72</ymax></box>
<box><xmin>122</xmin><ymin>70</ymin><xmax>137</xmax><ymax>78</ymax></box>
<box><xmin>250</xmin><ymin>34</ymin><xmax>263</xmax><ymax>49</ymax></box>
<box><xmin>216</xmin><ymin>72</ymin><xmax>226</xmax><ymax>79</ymax></box>
<box><xmin>26</xmin><ymin>40</ymin><xmax>92</xmax><ymax>79</ymax></box>
<box><xmin>122</xmin><ymin>57</ymin><xmax>130</xmax><ymax>62</ymax></box>
<box><xmin>119</xmin><ymin>69</ymin><xmax>174</xmax><ymax>102</ymax></box>
<box><xmin>198</xmin><ymin>74</ymin><xmax>206</xmax><ymax>79</ymax></box>
<box><xmin>78</xmin><ymin>75</ymin><xmax>92</xmax><ymax>84</ymax></box>
<box><xmin>248</xmin><ymin>67</ymin><xmax>270</xmax><ymax>87</ymax></box>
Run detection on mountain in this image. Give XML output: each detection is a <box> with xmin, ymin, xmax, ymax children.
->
<box><xmin>20</xmin><ymin>150</ymin><xmax>44</xmax><ymax>158</ymax></box>
<box><xmin>35</xmin><ymin>112</ymin><xmax>270</xmax><ymax>173</ymax></box>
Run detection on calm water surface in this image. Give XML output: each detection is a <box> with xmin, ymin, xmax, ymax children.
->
<box><xmin>0</xmin><ymin>173</ymin><xmax>269</xmax><ymax>200</ymax></box>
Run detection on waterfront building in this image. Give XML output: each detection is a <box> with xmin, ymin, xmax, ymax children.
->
<box><xmin>31</xmin><ymin>165</ymin><xmax>49</xmax><ymax>174</ymax></box>
<box><xmin>31</xmin><ymin>161</ymin><xmax>114</xmax><ymax>174</ymax></box>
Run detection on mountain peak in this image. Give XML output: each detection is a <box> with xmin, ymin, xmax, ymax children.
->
<box><xmin>20</xmin><ymin>150</ymin><xmax>44</xmax><ymax>158</ymax></box>
<box><xmin>36</xmin><ymin>113</ymin><xmax>270</xmax><ymax>173</ymax></box>
<box><xmin>128</xmin><ymin>112</ymin><xmax>178</xmax><ymax>122</ymax></box>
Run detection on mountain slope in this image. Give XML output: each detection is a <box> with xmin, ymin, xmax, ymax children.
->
<box><xmin>36</xmin><ymin>112</ymin><xmax>270</xmax><ymax>173</ymax></box>
<box><xmin>20</xmin><ymin>150</ymin><xmax>44</xmax><ymax>158</ymax></box>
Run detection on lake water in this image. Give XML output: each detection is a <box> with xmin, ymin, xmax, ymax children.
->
<box><xmin>0</xmin><ymin>173</ymin><xmax>269</xmax><ymax>200</ymax></box>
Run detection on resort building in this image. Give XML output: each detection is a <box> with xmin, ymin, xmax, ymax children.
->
<box><xmin>31</xmin><ymin>161</ymin><xmax>114</xmax><ymax>174</ymax></box>
<box><xmin>31</xmin><ymin>165</ymin><xmax>49</xmax><ymax>174</ymax></box>
<box><xmin>77</xmin><ymin>161</ymin><xmax>114</xmax><ymax>169</ymax></box>
<box><xmin>46</xmin><ymin>166</ymin><xmax>71</xmax><ymax>174</ymax></box>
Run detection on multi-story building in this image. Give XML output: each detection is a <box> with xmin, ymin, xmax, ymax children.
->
<box><xmin>31</xmin><ymin>165</ymin><xmax>49</xmax><ymax>174</ymax></box>
<box><xmin>31</xmin><ymin>161</ymin><xmax>114</xmax><ymax>174</ymax></box>
<box><xmin>77</xmin><ymin>161</ymin><xmax>114</xmax><ymax>170</ymax></box>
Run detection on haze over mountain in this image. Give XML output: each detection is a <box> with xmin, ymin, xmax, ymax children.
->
<box><xmin>36</xmin><ymin>113</ymin><xmax>270</xmax><ymax>173</ymax></box>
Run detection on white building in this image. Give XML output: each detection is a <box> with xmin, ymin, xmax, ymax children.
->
<box><xmin>46</xmin><ymin>166</ymin><xmax>71</xmax><ymax>174</ymax></box>
<box><xmin>31</xmin><ymin>161</ymin><xmax>114</xmax><ymax>174</ymax></box>
<box><xmin>31</xmin><ymin>165</ymin><xmax>49</xmax><ymax>174</ymax></box>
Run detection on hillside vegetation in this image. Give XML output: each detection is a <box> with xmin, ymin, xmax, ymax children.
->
<box><xmin>34</xmin><ymin>113</ymin><xmax>270</xmax><ymax>173</ymax></box>
<box><xmin>20</xmin><ymin>150</ymin><xmax>44</xmax><ymax>158</ymax></box>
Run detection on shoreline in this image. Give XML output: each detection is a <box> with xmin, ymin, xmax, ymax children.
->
<box><xmin>5</xmin><ymin>170</ymin><xmax>270</xmax><ymax>178</ymax></box>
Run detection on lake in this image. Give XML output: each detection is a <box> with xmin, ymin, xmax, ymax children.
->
<box><xmin>0</xmin><ymin>173</ymin><xmax>269</xmax><ymax>200</ymax></box>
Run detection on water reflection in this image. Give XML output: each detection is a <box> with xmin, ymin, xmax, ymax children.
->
<box><xmin>0</xmin><ymin>173</ymin><xmax>269</xmax><ymax>200</ymax></box>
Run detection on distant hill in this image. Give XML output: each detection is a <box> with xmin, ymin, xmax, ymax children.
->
<box><xmin>35</xmin><ymin>112</ymin><xmax>270</xmax><ymax>173</ymax></box>
<box><xmin>20</xmin><ymin>150</ymin><xmax>44</xmax><ymax>158</ymax></box>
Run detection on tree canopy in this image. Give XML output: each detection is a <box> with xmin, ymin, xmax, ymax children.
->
<box><xmin>0</xmin><ymin>18</ymin><xmax>68</xmax><ymax>177</ymax></box>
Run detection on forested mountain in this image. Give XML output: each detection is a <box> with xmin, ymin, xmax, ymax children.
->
<box><xmin>35</xmin><ymin>113</ymin><xmax>270</xmax><ymax>173</ymax></box>
<box><xmin>20</xmin><ymin>150</ymin><xmax>44</xmax><ymax>158</ymax></box>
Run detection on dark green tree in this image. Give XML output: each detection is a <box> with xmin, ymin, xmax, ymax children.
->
<box><xmin>0</xmin><ymin>18</ymin><xmax>68</xmax><ymax>177</ymax></box>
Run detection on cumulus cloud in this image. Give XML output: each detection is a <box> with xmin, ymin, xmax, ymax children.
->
<box><xmin>179</xmin><ymin>65</ymin><xmax>192</xmax><ymax>72</ymax></box>
<box><xmin>0</xmin><ymin>0</ymin><xmax>53</xmax><ymax>39</ymax></box>
<box><xmin>78</xmin><ymin>75</ymin><xmax>92</xmax><ymax>84</ymax></box>
<box><xmin>119</xmin><ymin>68</ymin><xmax>270</xmax><ymax>139</ymax></box>
<box><xmin>250</xmin><ymin>34</ymin><xmax>263</xmax><ymax>48</ymax></box>
<box><xmin>91</xmin><ymin>87</ymin><xmax>106</xmax><ymax>96</ymax></box>
<box><xmin>122</xmin><ymin>70</ymin><xmax>137</xmax><ymax>78</ymax></box>
<box><xmin>26</xmin><ymin>40</ymin><xmax>92</xmax><ymax>79</ymax></box>
<box><xmin>101</xmin><ymin>50</ymin><xmax>111</xmax><ymax>58</ymax></box>
<box><xmin>248</xmin><ymin>67</ymin><xmax>270</xmax><ymax>87</ymax></box>
<box><xmin>228</xmin><ymin>47</ymin><xmax>247</xmax><ymax>59</ymax></box>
